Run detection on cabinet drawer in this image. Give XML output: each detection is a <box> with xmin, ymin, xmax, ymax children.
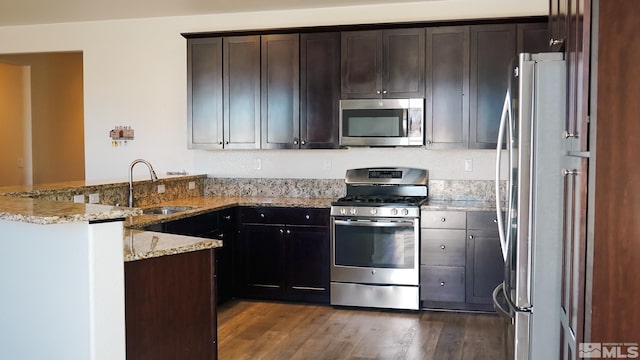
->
<box><xmin>420</xmin><ymin>266</ymin><xmax>465</xmax><ymax>302</ymax></box>
<box><xmin>467</xmin><ymin>211</ymin><xmax>499</xmax><ymax>231</ymax></box>
<box><xmin>285</xmin><ymin>208</ymin><xmax>329</xmax><ymax>227</ymax></box>
<box><xmin>240</xmin><ymin>206</ymin><xmax>329</xmax><ymax>226</ymax></box>
<box><xmin>420</xmin><ymin>211</ymin><xmax>466</xmax><ymax>229</ymax></box>
<box><xmin>421</xmin><ymin>229</ymin><xmax>466</xmax><ymax>266</ymax></box>
<box><xmin>240</xmin><ymin>206</ymin><xmax>284</xmax><ymax>224</ymax></box>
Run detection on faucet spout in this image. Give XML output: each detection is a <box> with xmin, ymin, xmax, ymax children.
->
<box><xmin>129</xmin><ymin>159</ymin><xmax>159</xmax><ymax>208</ymax></box>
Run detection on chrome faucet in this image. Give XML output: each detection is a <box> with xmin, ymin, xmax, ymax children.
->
<box><xmin>128</xmin><ymin>159</ymin><xmax>159</xmax><ymax>207</ymax></box>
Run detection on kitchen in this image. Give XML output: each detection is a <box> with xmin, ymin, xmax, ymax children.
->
<box><xmin>0</xmin><ymin>0</ymin><xmax>638</xmax><ymax>359</ymax></box>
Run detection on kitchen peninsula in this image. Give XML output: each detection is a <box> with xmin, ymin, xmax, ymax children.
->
<box><xmin>0</xmin><ymin>194</ymin><xmax>223</xmax><ymax>360</ymax></box>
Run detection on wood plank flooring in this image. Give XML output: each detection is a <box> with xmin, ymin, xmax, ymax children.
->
<box><xmin>217</xmin><ymin>300</ymin><xmax>506</xmax><ymax>360</ymax></box>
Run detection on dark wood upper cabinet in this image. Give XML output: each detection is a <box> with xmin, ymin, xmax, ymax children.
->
<box><xmin>261</xmin><ymin>34</ymin><xmax>300</xmax><ymax>149</ymax></box>
<box><xmin>187</xmin><ymin>38</ymin><xmax>223</xmax><ymax>149</ymax></box>
<box><xmin>517</xmin><ymin>22</ymin><xmax>550</xmax><ymax>54</ymax></box>
<box><xmin>341</xmin><ymin>28</ymin><xmax>425</xmax><ymax>99</ymax></box>
<box><xmin>300</xmin><ymin>32</ymin><xmax>341</xmax><ymax>149</ymax></box>
<box><xmin>469</xmin><ymin>24</ymin><xmax>516</xmax><ymax>149</ymax></box>
<box><xmin>223</xmin><ymin>35</ymin><xmax>261</xmax><ymax>149</ymax></box>
<box><xmin>425</xmin><ymin>26</ymin><xmax>469</xmax><ymax>149</ymax></box>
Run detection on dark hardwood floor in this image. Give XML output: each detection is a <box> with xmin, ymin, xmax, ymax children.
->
<box><xmin>218</xmin><ymin>300</ymin><xmax>506</xmax><ymax>360</ymax></box>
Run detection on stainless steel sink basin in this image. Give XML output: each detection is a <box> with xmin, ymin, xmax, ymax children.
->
<box><xmin>142</xmin><ymin>206</ymin><xmax>198</xmax><ymax>215</ymax></box>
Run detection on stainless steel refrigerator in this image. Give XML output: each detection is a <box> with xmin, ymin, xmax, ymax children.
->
<box><xmin>493</xmin><ymin>52</ymin><xmax>566</xmax><ymax>360</ymax></box>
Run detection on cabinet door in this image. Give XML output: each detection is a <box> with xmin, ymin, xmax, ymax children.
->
<box><xmin>213</xmin><ymin>208</ymin><xmax>237</xmax><ymax>305</ymax></box>
<box><xmin>466</xmin><ymin>229</ymin><xmax>504</xmax><ymax>304</ymax></box>
<box><xmin>565</xmin><ymin>0</ymin><xmax>591</xmax><ymax>152</ymax></box>
<box><xmin>341</xmin><ymin>30</ymin><xmax>382</xmax><ymax>98</ymax></box>
<box><xmin>383</xmin><ymin>28</ymin><xmax>425</xmax><ymax>98</ymax></box>
<box><xmin>261</xmin><ymin>34</ymin><xmax>300</xmax><ymax>149</ymax></box>
<box><xmin>469</xmin><ymin>24</ymin><xmax>516</xmax><ymax>149</ymax></box>
<box><xmin>285</xmin><ymin>225</ymin><xmax>330</xmax><ymax>303</ymax></box>
<box><xmin>223</xmin><ymin>36</ymin><xmax>261</xmax><ymax>149</ymax></box>
<box><xmin>300</xmin><ymin>32</ymin><xmax>340</xmax><ymax>149</ymax></box>
<box><xmin>549</xmin><ymin>0</ymin><xmax>569</xmax><ymax>51</ymax></box>
<box><xmin>559</xmin><ymin>156</ymin><xmax>588</xmax><ymax>359</ymax></box>
<box><xmin>188</xmin><ymin>38</ymin><xmax>223</xmax><ymax>149</ymax></box>
<box><xmin>517</xmin><ymin>23</ymin><xmax>550</xmax><ymax>54</ymax></box>
<box><xmin>125</xmin><ymin>250</ymin><xmax>217</xmax><ymax>360</ymax></box>
<box><xmin>237</xmin><ymin>224</ymin><xmax>285</xmax><ymax>299</ymax></box>
<box><xmin>425</xmin><ymin>26</ymin><xmax>469</xmax><ymax>149</ymax></box>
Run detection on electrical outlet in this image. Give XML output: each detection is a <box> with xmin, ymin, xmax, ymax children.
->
<box><xmin>464</xmin><ymin>159</ymin><xmax>473</xmax><ymax>172</ymax></box>
<box><xmin>73</xmin><ymin>195</ymin><xmax>85</xmax><ymax>203</ymax></box>
<box><xmin>88</xmin><ymin>193</ymin><xmax>100</xmax><ymax>204</ymax></box>
<box><xmin>157</xmin><ymin>184</ymin><xmax>166</xmax><ymax>194</ymax></box>
<box><xmin>188</xmin><ymin>181</ymin><xmax>196</xmax><ymax>190</ymax></box>
<box><xmin>324</xmin><ymin>160</ymin><xmax>332</xmax><ymax>170</ymax></box>
<box><xmin>255</xmin><ymin>159</ymin><xmax>262</xmax><ymax>170</ymax></box>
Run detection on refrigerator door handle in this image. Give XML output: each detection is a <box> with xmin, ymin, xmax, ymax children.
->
<box><xmin>495</xmin><ymin>91</ymin><xmax>510</xmax><ymax>261</ymax></box>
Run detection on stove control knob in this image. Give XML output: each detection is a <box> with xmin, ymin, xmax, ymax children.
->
<box><xmin>370</xmin><ymin>208</ymin><xmax>378</xmax><ymax>215</ymax></box>
<box><xmin>340</xmin><ymin>208</ymin><xmax>347</xmax><ymax>215</ymax></box>
<box><xmin>390</xmin><ymin>208</ymin><xmax>398</xmax><ymax>216</ymax></box>
<box><xmin>350</xmin><ymin>208</ymin><xmax>358</xmax><ymax>215</ymax></box>
<box><xmin>401</xmin><ymin>208</ymin><xmax>409</xmax><ymax>216</ymax></box>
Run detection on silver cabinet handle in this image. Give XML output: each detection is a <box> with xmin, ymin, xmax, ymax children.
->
<box><xmin>293</xmin><ymin>139</ymin><xmax>299</xmax><ymax>145</ymax></box>
<box><xmin>469</xmin><ymin>235</ymin><xmax>474</xmax><ymax>240</ymax></box>
<box><xmin>440</xmin><ymin>245</ymin><xmax>446</xmax><ymax>250</ymax></box>
<box><xmin>260</xmin><ymin>213</ymin><xmax>265</xmax><ymax>218</ymax></box>
<box><xmin>224</xmin><ymin>215</ymin><xmax>231</xmax><ymax>220</ymax></box>
<box><xmin>563</xmin><ymin>169</ymin><xmax>579</xmax><ymax>176</ymax></box>
<box><xmin>225</xmin><ymin>141</ymin><xmax>229</xmax><ymax>145</ymax></box>
<box><xmin>301</xmin><ymin>140</ymin><xmax>306</xmax><ymax>145</ymax></box>
<box><xmin>426</xmin><ymin>140</ymin><xmax>432</xmax><ymax>145</ymax></box>
<box><xmin>382</xmin><ymin>90</ymin><xmax>388</xmax><ymax>94</ymax></box>
<box><xmin>286</xmin><ymin>229</ymin><xmax>291</xmax><ymax>234</ymax></box>
<box><xmin>305</xmin><ymin>215</ymin><xmax>310</xmax><ymax>220</ymax></box>
<box><xmin>376</xmin><ymin>90</ymin><xmax>381</xmax><ymax>94</ymax></box>
<box><xmin>440</xmin><ymin>282</ymin><xmax>445</xmax><ymax>286</ymax></box>
<box><xmin>549</xmin><ymin>38</ymin><xmax>565</xmax><ymax>47</ymax></box>
<box><xmin>563</xmin><ymin>131</ymin><xmax>577</xmax><ymax>139</ymax></box>
<box><xmin>218</xmin><ymin>141</ymin><xmax>223</xmax><ymax>145</ymax></box>
<box><xmin>279</xmin><ymin>229</ymin><xmax>284</xmax><ymax>233</ymax></box>
<box><xmin>441</xmin><ymin>217</ymin><xmax>446</xmax><ymax>222</ymax></box>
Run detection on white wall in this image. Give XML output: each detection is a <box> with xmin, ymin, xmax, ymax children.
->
<box><xmin>0</xmin><ymin>0</ymin><xmax>546</xmax><ymax>182</ymax></box>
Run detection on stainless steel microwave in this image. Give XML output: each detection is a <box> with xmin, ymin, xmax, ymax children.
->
<box><xmin>339</xmin><ymin>98</ymin><xmax>424</xmax><ymax>147</ymax></box>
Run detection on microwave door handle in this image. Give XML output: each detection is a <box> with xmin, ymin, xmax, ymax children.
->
<box><xmin>403</xmin><ymin>109</ymin><xmax>408</xmax><ymax>135</ymax></box>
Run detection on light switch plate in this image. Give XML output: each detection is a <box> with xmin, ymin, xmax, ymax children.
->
<box><xmin>464</xmin><ymin>159</ymin><xmax>473</xmax><ymax>172</ymax></box>
<box><xmin>73</xmin><ymin>195</ymin><xmax>85</xmax><ymax>203</ymax></box>
<box><xmin>157</xmin><ymin>184</ymin><xmax>166</xmax><ymax>194</ymax></box>
<box><xmin>88</xmin><ymin>193</ymin><xmax>100</xmax><ymax>204</ymax></box>
<box><xmin>188</xmin><ymin>181</ymin><xmax>196</xmax><ymax>190</ymax></box>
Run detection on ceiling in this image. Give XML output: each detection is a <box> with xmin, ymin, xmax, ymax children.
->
<box><xmin>0</xmin><ymin>0</ymin><xmax>424</xmax><ymax>26</ymax></box>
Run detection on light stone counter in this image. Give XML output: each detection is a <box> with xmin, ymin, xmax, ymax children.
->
<box><xmin>0</xmin><ymin>196</ymin><xmax>141</xmax><ymax>224</ymax></box>
<box><xmin>123</xmin><ymin>229</ymin><xmax>222</xmax><ymax>262</ymax></box>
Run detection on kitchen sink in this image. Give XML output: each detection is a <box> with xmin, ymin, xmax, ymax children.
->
<box><xmin>141</xmin><ymin>206</ymin><xmax>198</xmax><ymax>215</ymax></box>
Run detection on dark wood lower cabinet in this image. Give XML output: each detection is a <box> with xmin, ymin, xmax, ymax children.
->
<box><xmin>125</xmin><ymin>250</ymin><xmax>217</xmax><ymax>360</ymax></box>
<box><xmin>236</xmin><ymin>207</ymin><xmax>330</xmax><ymax>303</ymax></box>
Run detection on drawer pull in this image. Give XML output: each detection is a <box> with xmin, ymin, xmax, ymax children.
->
<box><xmin>279</xmin><ymin>229</ymin><xmax>284</xmax><ymax>233</ymax></box>
<box><xmin>305</xmin><ymin>215</ymin><xmax>310</xmax><ymax>220</ymax></box>
<box><xmin>286</xmin><ymin>229</ymin><xmax>291</xmax><ymax>234</ymax></box>
<box><xmin>224</xmin><ymin>215</ymin><xmax>231</xmax><ymax>220</ymax></box>
<box><xmin>260</xmin><ymin>213</ymin><xmax>265</xmax><ymax>218</ymax></box>
<box><xmin>469</xmin><ymin>235</ymin><xmax>474</xmax><ymax>240</ymax></box>
<box><xmin>441</xmin><ymin>217</ymin><xmax>446</xmax><ymax>222</ymax></box>
<box><xmin>440</xmin><ymin>282</ymin><xmax>445</xmax><ymax>286</ymax></box>
<box><xmin>493</xmin><ymin>219</ymin><xmax>498</xmax><ymax>223</ymax></box>
<box><xmin>440</xmin><ymin>245</ymin><xmax>446</xmax><ymax>250</ymax></box>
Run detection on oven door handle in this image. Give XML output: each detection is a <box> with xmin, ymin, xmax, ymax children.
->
<box><xmin>333</xmin><ymin>219</ymin><xmax>415</xmax><ymax>227</ymax></box>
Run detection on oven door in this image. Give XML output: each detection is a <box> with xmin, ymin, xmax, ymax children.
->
<box><xmin>331</xmin><ymin>216</ymin><xmax>419</xmax><ymax>286</ymax></box>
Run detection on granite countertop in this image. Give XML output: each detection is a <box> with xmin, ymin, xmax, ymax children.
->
<box><xmin>0</xmin><ymin>196</ymin><xmax>141</xmax><ymax>225</ymax></box>
<box><xmin>123</xmin><ymin>228</ymin><xmax>222</xmax><ymax>262</ymax></box>
<box><xmin>126</xmin><ymin>196</ymin><xmax>335</xmax><ymax>229</ymax></box>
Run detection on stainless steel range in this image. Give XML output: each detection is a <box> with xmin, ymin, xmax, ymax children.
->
<box><xmin>330</xmin><ymin>167</ymin><xmax>428</xmax><ymax>310</ymax></box>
